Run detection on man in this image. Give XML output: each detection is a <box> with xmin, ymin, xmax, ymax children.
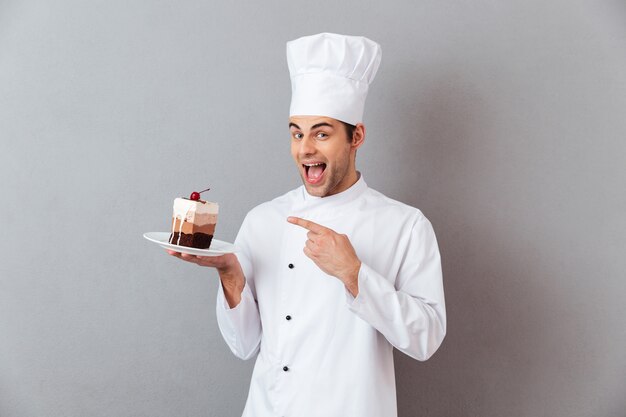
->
<box><xmin>168</xmin><ymin>33</ymin><xmax>446</xmax><ymax>417</ymax></box>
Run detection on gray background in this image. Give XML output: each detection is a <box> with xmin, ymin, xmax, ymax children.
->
<box><xmin>1</xmin><ymin>0</ymin><xmax>625</xmax><ymax>416</ymax></box>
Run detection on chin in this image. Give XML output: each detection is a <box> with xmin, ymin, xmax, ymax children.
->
<box><xmin>304</xmin><ymin>184</ymin><xmax>326</xmax><ymax>197</ymax></box>
<box><xmin>300</xmin><ymin>177</ymin><xmax>327</xmax><ymax>197</ymax></box>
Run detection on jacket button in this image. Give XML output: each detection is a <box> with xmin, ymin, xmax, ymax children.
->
<box><xmin>288</xmin><ymin>263</ymin><xmax>294</xmax><ymax>269</ymax></box>
<box><xmin>283</xmin><ymin>366</ymin><xmax>289</xmax><ymax>372</ymax></box>
<box><xmin>286</xmin><ymin>315</ymin><xmax>292</xmax><ymax>321</ymax></box>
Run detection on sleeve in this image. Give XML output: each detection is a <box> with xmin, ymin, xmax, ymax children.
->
<box><xmin>346</xmin><ymin>214</ymin><xmax>446</xmax><ymax>361</ymax></box>
<box><xmin>215</xmin><ymin>213</ymin><xmax>262</xmax><ymax>360</ymax></box>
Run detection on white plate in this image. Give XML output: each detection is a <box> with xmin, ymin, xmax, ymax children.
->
<box><xmin>143</xmin><ymin>232</ymin><xmax>238</xmax><ymax>256</ymax></box>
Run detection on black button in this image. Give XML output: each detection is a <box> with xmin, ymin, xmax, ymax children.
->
<box><xmin>283</xmin><ymin>366</ymin><xmax>289</xmax><ymax>372</ymax></box>
<box><xmin>286</xmin><ymin>315</ymin><xmax>292</xmax><ymax>321</ymax></box>
<box><xmin>288</xmin><ymin>263</ymin><xmax>294</xmax><ymax>269</ymax></box>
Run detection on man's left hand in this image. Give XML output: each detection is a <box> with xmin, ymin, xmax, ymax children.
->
<box><xmin>287</xmin><ymin>216</ymin><xmax>361</xmax><ymax>296</ymax></box>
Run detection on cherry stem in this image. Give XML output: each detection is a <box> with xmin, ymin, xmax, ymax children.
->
<box><xmin>198</xmin><ymin>187</ymin><xmax>211</xmax><ymax>194</ymax></box>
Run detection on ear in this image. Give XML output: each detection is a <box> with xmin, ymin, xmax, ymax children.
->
<box><xmin>352</xmin><ymin>123</ymin><xmax>366</xmax><ymax>150</ymax></box>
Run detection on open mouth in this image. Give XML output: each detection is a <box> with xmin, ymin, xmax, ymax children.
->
<box><xmin>303</xmin><ymin>162</ymin><xmax>327</xmax><ymax>184</ymax></box>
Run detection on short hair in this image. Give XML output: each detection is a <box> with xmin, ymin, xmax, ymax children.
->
<box><xmin>342</xmin><ymin>121</ymin><xmax>357</xmax><ymax>142</ymax></box>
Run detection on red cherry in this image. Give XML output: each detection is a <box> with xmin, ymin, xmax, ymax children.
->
<box><xmin>189</xmin><ymin>187</ymin><xmax>210</xmax><ymax>201</ymax></box>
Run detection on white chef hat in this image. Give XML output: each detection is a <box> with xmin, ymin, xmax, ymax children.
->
<box><xmin>286</xmin><ymin>32</ymin><xmax>382</xmax><ymax>125</ymax></box>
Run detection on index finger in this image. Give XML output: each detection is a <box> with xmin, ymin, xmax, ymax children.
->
<box><xmin>287</xmin><ymin>216</ymin><xmax>328</xmax><ymax>234</ymax></box>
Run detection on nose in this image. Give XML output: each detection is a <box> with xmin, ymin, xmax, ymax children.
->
<box><xmin>298</xmin><ymin>136</ymin><xmax>317</xmax><ymax>157</ymax></box>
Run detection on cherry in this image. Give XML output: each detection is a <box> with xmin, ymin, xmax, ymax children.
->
<box><xmin>189</xmin><ymin>187</ymin><xmax>211</xmax><ymax>201</ymax></box>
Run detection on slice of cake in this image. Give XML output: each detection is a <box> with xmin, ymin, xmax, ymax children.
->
<box><xmin>169</xmin><ymin>191</ymin><xmax>218</xmax><ymax>249</ymax></box>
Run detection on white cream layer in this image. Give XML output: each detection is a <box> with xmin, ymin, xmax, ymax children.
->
<box><xmin>173</xmin><ymin>198</ymin><xmax>219</xmax><ymax>221</ymax></box>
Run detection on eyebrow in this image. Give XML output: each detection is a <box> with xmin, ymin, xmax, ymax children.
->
<box><xmin>288</xmin><ymin>122</ymin><xmax>334</xmax><ymax>130</ymax></box>
<box><xmin>312</xmin><ymin>122</ymin><xmax>334</xmax><ymax>130</ymax></box>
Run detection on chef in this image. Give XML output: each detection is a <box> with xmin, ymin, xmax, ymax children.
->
<box><xmin>168</xmin><ymin>32</ymin><xmax>446</xmax><ymax>417</ymax></box>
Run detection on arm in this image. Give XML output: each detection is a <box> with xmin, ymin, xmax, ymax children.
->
<box><xmin>214</xmin><ymin>213</ymin><xmax>262</xmax><ymax>360</ymax></box>
<box><xmin>348</xmin><ymin>216</ymin><xmax>446</xmax><ymax>360</ymax></box>
<box><xmin>214</xmin><ymin>250</ymin><xmax>262</xmax><ymax>360</ymax></box>
<box><xmin>287</xmin><ymin>214</ymin><xmax>446</xmax><ymax>361</ymax></box>
<box><xmin>167</xmin><ymin>215</ymin><xmax>262</xmax><ymax>360</ymax></box>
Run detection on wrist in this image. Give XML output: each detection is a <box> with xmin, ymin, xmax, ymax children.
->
<box><xmin>218</xmin><ymin>256</ymin><xmax>245</xmax><ymax>290</ymax></box>
<box><xmin>343</xmin><ymin>260</ymin><xmax>361</xmax><ymax>297</ymax></box>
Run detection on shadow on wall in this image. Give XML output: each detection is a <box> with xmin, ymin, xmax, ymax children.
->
<box><xmin>388</xmin><ymin>69</ymin><xmax>591</xmax><ymax>417</ymax></box>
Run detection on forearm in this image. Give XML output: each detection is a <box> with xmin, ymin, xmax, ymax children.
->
<box><xmin>219</xmin><ymin>269</ymin><xmax>246</xmax><ymax>308</ymax></box>
<box><xmin>216</xmin><ymin>278</ymin><xmax>262</xmax><ymax>360</ymax></box>
<box><xmin>348</xmin><ymin>263</ymin><xmax>446</xmax><ymax>361</ymax></box>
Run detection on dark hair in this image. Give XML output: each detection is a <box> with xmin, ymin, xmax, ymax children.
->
<box><xmin>342</xmin><ymin>121</ymin><xmax>357</xmax><ymax>142</ymax></box>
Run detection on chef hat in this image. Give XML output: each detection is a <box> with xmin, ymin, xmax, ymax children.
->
<box><xmin>286</xmin><ymin>32</ymin><xmax>382</xmax><ymax>125</ymax></box>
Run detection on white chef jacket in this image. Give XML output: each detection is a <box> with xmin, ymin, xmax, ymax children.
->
<box><xmin>216</xmin><ymin>175</ymin><xmax>446</xmax><ymax>417</ymax></box>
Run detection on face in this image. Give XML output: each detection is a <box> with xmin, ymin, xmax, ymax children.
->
<box><xmin>289</xmin><ymin>116</ymin><xmax>364</xmax><ymax>197</ymax></box>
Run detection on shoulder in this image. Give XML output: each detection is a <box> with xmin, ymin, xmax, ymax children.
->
<box><xmin>363</xmin><ymin>186</ymin><xmax>429</xmax><ymax>226</ymax></box>
<box><xmin>236</xmin><ymin>187</ymin><xmax>301</xmax><ymax>244</ymax></box>
<box><xmin>362</xmin><ymin>187</ymin><xmax>439</xmax><ymax>252</ymax></box>
<box><xmin>244</xmin><ymin>186</ymin><xmax>301</xmax><ymax>220</ymax></box>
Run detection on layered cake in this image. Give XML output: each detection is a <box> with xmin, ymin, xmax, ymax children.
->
<box><xmin>168</xmin><ymin>190</ymin><xmax>218</xmax><ymax>249</ymax></box>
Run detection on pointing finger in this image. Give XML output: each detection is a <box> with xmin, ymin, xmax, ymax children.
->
<box><xmin>287</xmin><ymin>216</ymin><xmax>328</xmax><ymax>234</ymax></box>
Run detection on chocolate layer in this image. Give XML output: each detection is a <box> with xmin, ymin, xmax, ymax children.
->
<box><xmin>171</xmin><ymin>218</ymin><xmax>216</xmax><ymax>235</ymax></box>
<box><xmin>169</xmin><ymin>232</ymin><xmax>213</xmax><ymax>249</ymax></box>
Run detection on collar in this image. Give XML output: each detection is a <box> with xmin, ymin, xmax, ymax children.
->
<box><xmin>290</xmin><ymin>172</ymin><xmax>368</xmax><ymax>219</ymax></box>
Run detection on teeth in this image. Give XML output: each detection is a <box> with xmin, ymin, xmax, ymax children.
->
<box><xmin>304</xmin><ymin>163</ymin><xmax>324</xmax><ymax>166</ymax></box>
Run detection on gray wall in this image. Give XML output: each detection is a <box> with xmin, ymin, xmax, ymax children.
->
<box><xmin>1</xmin><ymin>0</ymin><xmax>625</xmax><ymax>416</ymax></box>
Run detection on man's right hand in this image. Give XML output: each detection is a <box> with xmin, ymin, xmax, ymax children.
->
<box><xmin>167</xmin><ymin>250</ymin><xmax>245</xmax><ymax>308</ymax></box>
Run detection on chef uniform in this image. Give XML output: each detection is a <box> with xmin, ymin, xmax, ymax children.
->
<box><xmin>216</xmin><ymin>33</ymin><xmax>446</xmax><ymax>417</ymax></box>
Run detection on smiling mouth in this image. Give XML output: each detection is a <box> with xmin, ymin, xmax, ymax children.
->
<box><xmin>303</xmin><ymin>162</ymin><xmax>327</xmax><ymax>184</ymax></box>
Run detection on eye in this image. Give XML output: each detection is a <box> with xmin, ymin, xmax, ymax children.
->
<box><xmin>316</xmin><ymin>132</ymin><xmax>328</xmax><ymax>140</ymax></box>
<box><xmin>292</xmin><ymin>132</ymin><xmax>303</xmax><ymax>140</ymax></box>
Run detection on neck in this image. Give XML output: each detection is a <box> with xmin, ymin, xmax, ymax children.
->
<box><xmin>325</xmin><ymin>169</ymin><xmax>360</xmax><ymax>197</ymax></box>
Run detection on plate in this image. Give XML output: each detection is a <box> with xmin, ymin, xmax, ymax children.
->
<box><xmin>143</xmin><ymin>232</ymin><xmax>238</xmax><ymax>256</ymax></box>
